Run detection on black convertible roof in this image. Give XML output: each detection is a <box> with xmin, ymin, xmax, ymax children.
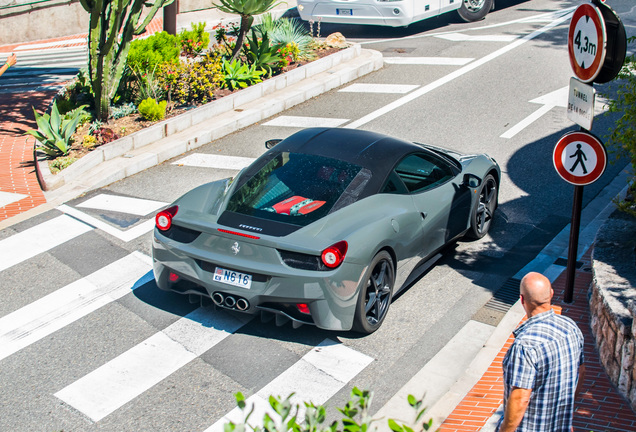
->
<box><xmin>275</xmin><ymin>128</ymin><xmax>423</xmax><ymax>173</ymax></box>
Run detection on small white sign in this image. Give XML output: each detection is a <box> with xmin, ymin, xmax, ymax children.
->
<box><xmin>567</xmin><ymin>77</ymin><xmax>596</xmax><ymax>130</ymax></box>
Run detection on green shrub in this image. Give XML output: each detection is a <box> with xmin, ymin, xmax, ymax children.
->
<box><xmin>26</xmin><ymin>101</ymin><xmax>88</xmax><ymax>158</ymax></box>
<box><xmin>49</xmin><ymin>155</ymin><xmax>77</xmax><ymax>173</ymax></box>
<box><xmin>138</xmin><ymin>97</ymin><xmax>167</xmax><ymax>121</ymax></box>
<box><xmin>179</xmin><ymin>22</ymin><xmax>210</xmax><ymax>57</ymax></box>
<box><xmin>604</xmin><ymin>36</ymin><xmax>636</xmax><ymax>217</ymax></box>
<box><xmin>56</xmin><ymin>69</ymin><xmax>94</xmax><ymax>113</ymax></box>
<box><xmin>223</xmin><ymin>387</ymin><xmax>432</xmax><ymax>432</ymax></box>
<box><xmin>221</xmin><ymin>58</ymin><xmax>264</xmax><ymax>90</ymax></box>
<box><xmin>127</xmin><ymin>32</ymin><xmax>180</xmax><ymax>74</ymax></box>
<box><xmin>157</xmin><ymin>52</ymin><xmax>224</xmax><ymax>105</ymax></box>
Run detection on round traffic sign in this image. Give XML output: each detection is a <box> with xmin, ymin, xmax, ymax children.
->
<box><xmin>568</xmin><ymin>3</ymin><xmax>607</xmax><ymax>83</ymax></box>
<box><xmin>553</xmin><ymin>131</ymin><xmax>607</xmax><ymax>186</ymax></box>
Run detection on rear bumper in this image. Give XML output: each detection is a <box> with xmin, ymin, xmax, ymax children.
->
<box><xmin>298</xmin><ymin>1</ymin><xmax>414</xmax><ymax>26</ymax></box>
<box><xmin>152</xmin><ymin>231</ymin><xmax>366</xmax><ymax>331</ymax></box>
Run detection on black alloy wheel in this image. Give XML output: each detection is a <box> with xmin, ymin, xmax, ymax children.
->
<box><xmin>353</xmin><ymin>251</ymin><xmax>395</xmax><ymax>334</ymax></box>
<box><xmin>458</xmin><ymin>0</ymin><xmax>494</xmax><ymax>22</ymax></box>
<box><xmin>468</xmin><ymin>174</ymin><xmax>498</xmax><ymax>239</ymax></box>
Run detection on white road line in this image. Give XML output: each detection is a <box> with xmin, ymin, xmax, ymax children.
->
<box><xmin>173</xmin><ymin>153</ymin><xmax>256</xmax><ymax>170</ymax></box>
<box><xmin>345</xmin><ymin>12</ymin><xmax>572</xmax><ymax>130</ymax></box>
<box><xmin>15</xmin><ymin>38</ymin><xmax>87</xmax><ymax>51</ymax></box>
<box><xmin>58</xmin><ymin>204</ymin><xmax>156</xmax><ymax>242</ymax></box>
<box><xmin>339</xmin><ymin>83</ymin><xmax>420</xmax><ymax>94</ymax></box>
<box><xmin>0</xmin><ymin>252</ymin><xmax>152</xmax><ymax>362</ymax></box>
<box><xmin>435</xmin><ymin>34</ymin><xmax>518</xmax><ymax>43</ymax></box>
<box><xmin>205</xmin><ymin>339</ymin><xmax>374</xmax><ymax>432</ymax></box>
<box><xmin>77</xmin><ymin>194</ymin><xmax>167</xmax><ymax>216</ymax></box>
<box><xmin>263</xmin><ymin>116</ymin><xmax>349</xmax><ymax>128</ymax></box>
<box><xmin>383</xmin><ymin>57</ymin><xmax>474</xmax><ymax>65</ymax></box>
<box><xmin>0</xmin><ymin>191</ymin><xmax>28</xmax><ymax>207</ymax></box>
<box><xmin>500</xmin><ymin>86</ymin><xmax>568</xmax><ymax>139</ymax></box>
<box><xmin>55</xmin><ymin>307</ymin><xmax>251</xmax><ymax>422</ymax></box>
<box><xmin>0</xmin><ymin>214</ymin><xmax>93</xmax><ymax>273</ymax></box>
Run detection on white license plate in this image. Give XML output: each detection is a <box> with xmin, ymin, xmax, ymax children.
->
<box><xmin>213</xmin><ymin>267</ymin><xmax>252</xmax><ymax>289</ymax></box>
<box><xmin>337</xmin><ymin>8</ymin><xmax>353</xmax><ymax>15</ymax></box>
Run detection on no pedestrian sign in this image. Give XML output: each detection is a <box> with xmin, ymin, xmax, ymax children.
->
<box><xmin>553</xmin><ymin>131</ymin><xmax>607</xmax><ymax>186</ymax></box>
<box><xmin>568</xmin><ymin>3</ymin><xmax>606</xmax><ymax>83</ymax></box>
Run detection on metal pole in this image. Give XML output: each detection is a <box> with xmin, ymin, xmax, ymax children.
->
<box><xmin>564</xmin><ymin>184</ymin><xmax>584</xmax><ymax>303</ymax></box>
<box><xmin>164</xmin><ymin>0</ymin><xmax>178</xmax><ymax>35</ymax></box>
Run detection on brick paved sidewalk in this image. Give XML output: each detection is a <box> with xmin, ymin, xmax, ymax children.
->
<box><xmin>439</xmin><ymin>251</ymin><xmax>636</xmax><ymax>432</ymax></box>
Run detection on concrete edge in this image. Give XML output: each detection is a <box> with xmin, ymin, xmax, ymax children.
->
<box><xmin>36</xmin><ymin>44</ymin><xmax>374</xmax><ymax>193</ymax></box>
<box><xmin>36</xmin><ymin>47</ymin><xmax>383</xmax><ymax>207</ymax></box>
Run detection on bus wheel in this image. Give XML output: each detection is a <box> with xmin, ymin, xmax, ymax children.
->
<box><xmin>458</xmin><ymin>0</ymin><xmax>493</xmax><ymax>22</ymax></box>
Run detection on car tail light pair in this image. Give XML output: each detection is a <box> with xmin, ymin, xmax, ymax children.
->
<box><xmin>156</xmin><ymin>206</ymin><xmax>178</xmax><ymax>231</ymax></box>
<box><xmin>321</xmin><ymin>241</ymin><xmax>348</xmax><ymax>269</ymax></box>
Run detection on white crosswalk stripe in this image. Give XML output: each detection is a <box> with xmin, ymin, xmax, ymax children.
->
<box><xmin>77</xmin><ymin>194</ymin><xmax>167</xmax><ymax>216</ymax></box>
<box><xmin>173</xmin><ymin>153</ymin><xmax>256</xmax><ymax>170</ymax></box>
<box><xmin>383</xmin><ymin>57</ymin><xmax>474</xmax><ymax>65</ymax></box>
<box><xmin>435</xmin><ymin>33</ymin><xmax>518</xmax><ymax>42</ymax></box>
<box><xmin>263</xmin><ymin>116</ymin><xmax>349</xmax><ymax>128</ymax></box>
<box><xmin>0</xmin><ymin>214</ymin><xmax>93</xmax><ymax>273</ymax></box>
<box><xmin>339</xmin><ymin>84</ymin><xmax>420</xmax><ymax>94</ymax></box>
<box><xmin>0</xmin><ymin>252</ymin><xmax>153</xmax><ymax>362</ymax></box>
<box><xmin>206</xmin><ymin>339</ymin><xmax>373</xmax><ymax>432</ymax></box>
<box><xmin>55</xmin><ymin>307</ymin><xmax>252</xmax><ymax>421</ymax></box>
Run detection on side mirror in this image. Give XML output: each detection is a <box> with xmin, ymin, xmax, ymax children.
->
<box><xmin>463</xmin><ymin>173</ymin><xmax>482</xmax><ymax>189</ymax></box>
<box><xmin>265</xmin><ymin>139</ymin><xmax>282</xmax><ymax>149</ymax></box>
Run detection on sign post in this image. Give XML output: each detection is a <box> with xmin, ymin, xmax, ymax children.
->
<box><xmin>556</xmin><ymin>0</ymin><xmax>626</xmax><ymax>303</ymax></box>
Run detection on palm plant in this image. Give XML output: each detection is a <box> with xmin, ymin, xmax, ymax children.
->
<box><xmin>213</xmin><ymin>0</ymin><xmax>283</xmax><ymax>62</ymax></box>
<box><xmin>255</xmin><ymin>14</ymin><xmax>313</xmax><ymax>57</ymax></box>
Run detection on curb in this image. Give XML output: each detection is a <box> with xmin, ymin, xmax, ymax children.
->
<box><xmin>37</xmin><ymin>45</ymin><xmax>383</xmax><ymax>204</ymax></box>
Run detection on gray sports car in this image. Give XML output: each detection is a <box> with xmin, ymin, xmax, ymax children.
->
<box><xmin>152</xmin><ymin>128</ymin><xmax>500</xmax><ymax>334</ymax></box>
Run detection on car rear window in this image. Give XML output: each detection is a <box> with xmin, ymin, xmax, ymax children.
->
<box><xmin>226</xmin><ymin>152</ymin><xmax>370</xmax><ymax>226</ymax></box>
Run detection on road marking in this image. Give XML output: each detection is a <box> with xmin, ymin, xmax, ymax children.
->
<box><xmin>205</xmin><ymin>339</ymin><xmax>374</xmax><ymax>432</ymax></box>
<box><xmin>0</xmin><ymin>214</ymin><xmax>93</xmax><ymax>273</ymax></box>
<box><xmin>263</xmin><ymin>116</ymin><xmax>349</xmax><ymax>128</ymax></box>
<box><xmin>339</xmin><ymin>83</ymin><xmax>420</xmax><ymax>94</ymax></box>
<box><xmin>345</xmin><ymin>12</ymin><xmax>572</xmax><ymax>130</ymax></box>
<box><xmin>435</xmin><ymin>33</ymin><xmax>518</xmax><ymax>43</ymax></box>
<box><xmin>173</xmin><ymin>153</ymin><xmax>256</xmax><ymax>170</ymax></box>
<box><xmin>77</xmin><ymin>194</ymin><xmax>167</xmax><ymax>216</ymax></box>
<box><xmin>14</xmin><ymin>38</ymin><xmax>87</xmax><ymax>51</ymax></box>
<box><xmin>58</xmin><ymin>204</ymin><xmax>156</xmax><ymax>242</ymax></box>
<box><xmin>383</xmin><ymin>57</ymin><xmax>474</xmax><ymax>65</ymax></box>
<box><xmin>0</xmin><ymin>191</ymin><xmax>28</xmax><ymax>207</ymax></box>
<box><xmin>0</xmin><ymin>252</ymin><xmax>152</xmax><ymax>362</ymax></box>
<box><xmin>55</xmin><ymin>307</ymin><xmax>251</xmax><ymax>422</ymax></box>
<box><xmin>500</xmin><ymin>86</ymin><xmax>568</xmax><ymax>139</ymax></box>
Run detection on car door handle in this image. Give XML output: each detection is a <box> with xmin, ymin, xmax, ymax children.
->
<box><xmin>421</xmin><ymin>212</ymin><xmax>427</xmax><ymax>220</ymax></box>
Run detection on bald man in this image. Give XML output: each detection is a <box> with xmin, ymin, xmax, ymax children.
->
<box><xmin>496</xmin><ymin>272</ymin><xmax>584</xmax><ymax>432</ymax></box>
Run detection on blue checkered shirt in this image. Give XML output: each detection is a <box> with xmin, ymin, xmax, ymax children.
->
<box><xmin>497</xmin><ymin>309</ymin><xmax>584</xmax><ymax>432</ymax></box>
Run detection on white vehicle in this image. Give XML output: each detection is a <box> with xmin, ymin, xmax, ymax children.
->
<box><xmin>297</xmin><ymin>0</ymin><xmax>494</xmax><ymax>27</ymax></box>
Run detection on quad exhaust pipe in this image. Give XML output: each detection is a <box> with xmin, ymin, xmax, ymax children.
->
<box><xmin>212</xmin><ymin>292</ymin><xmax>250</xmax><ymax>311</ymax></box>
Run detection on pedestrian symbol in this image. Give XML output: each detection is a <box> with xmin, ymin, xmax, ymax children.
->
<box><xmin>553</xmin><ymin>131</ymin><xmax>606</xmax><ymax>186</ymax></box>
<box><xmin>569</xmin><ymin>144</ymin><xmax>588</xmax><ymax>174</ymax></box>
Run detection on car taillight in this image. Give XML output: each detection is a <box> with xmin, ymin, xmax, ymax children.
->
<box><xmin>296</xmin><ymin>303</ymin><xmax>311</xmax><ymax>314</ymax></box>
<box><xmin>321</xmin><ymin>241</ymin><xmax>348</xmax><ymax>269</ymax></box>
<box><xmin>156</xmin><ymin>205</ymin><xmax>178</xmax><ymax>231</ymax></box>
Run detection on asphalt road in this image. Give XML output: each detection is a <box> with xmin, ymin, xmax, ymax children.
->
<box><xmin>1</xmin><ymin>0</ymin><xmax>635</xmax><ymax>430</ymax></box>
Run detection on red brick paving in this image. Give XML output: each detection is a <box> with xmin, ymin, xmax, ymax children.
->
<box><xmin>0</xmin><ymin>16</ymin><xmax>163</xmax><ymax>222</ymax></box>
<box><xmin>440</xmin><ymin>251</ymin><xmax>636</xmax><ymax>431</ymax></box>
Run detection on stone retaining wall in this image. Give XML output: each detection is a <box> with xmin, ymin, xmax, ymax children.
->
<box><xmin>590</xmin><ymin>209</ymin><xmax>636</xmax><ymax>411</ymax></box>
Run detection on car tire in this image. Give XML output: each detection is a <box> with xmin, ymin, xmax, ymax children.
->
<box><xmin>458</xmin><ymin>0</ymin><xmax>494</xmax><ymax>22</ymax></box>
<box><xmin>352</xmin><ymin>251</ymin><xmax>395</xmax><ymax>334</ymax></box>
<box><xmin>467</xmin><ymin>174</ymin><xmax>498</xmax><ymax>239</ymax></box>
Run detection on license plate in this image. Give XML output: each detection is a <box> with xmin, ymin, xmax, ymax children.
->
<box><xmin>213</xmin><ymin>267</ymin><xmax>252</xmax><ymax>289</ymax></box>
<box><xmin>337</xmin><ymin>8</ymin><xmax>352</xmax><ymax>15</ymax></box>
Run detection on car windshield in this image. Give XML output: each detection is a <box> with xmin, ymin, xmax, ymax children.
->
<box><xmin>226</xmin><ymin>152</ymin><xmax>369</xmax><ymax>226</ymax></box>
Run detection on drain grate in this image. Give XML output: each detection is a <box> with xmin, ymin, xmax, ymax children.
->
<box><xmin>473</xmin><ymin>278</ymin><xmax>521</xmax><ymax>326</ymax></box>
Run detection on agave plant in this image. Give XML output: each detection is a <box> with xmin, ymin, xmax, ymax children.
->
<box><xmin>26</xmin><ymin>101</ymin><xmax>88</xmax><ymax>158</ymax></box>
<box><xmin>255</xmin><ymin>14</ymin><xmax>313</xmax><ymax>56</ymax></box>
<box><xmin>221</xmin><ymin>58</ymin><xmax>265</xmax><ymax>90</ymax></box>
<box><xmin>242</xmin><ymin>29</ymin><xmax>283</xmax><ymax>76</ymax></box>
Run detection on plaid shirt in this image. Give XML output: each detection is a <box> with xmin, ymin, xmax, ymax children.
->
<box><xmin>497</xmin><ymin>309</ymin><xmax>584</xmax><ymax>432</ymax></box>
